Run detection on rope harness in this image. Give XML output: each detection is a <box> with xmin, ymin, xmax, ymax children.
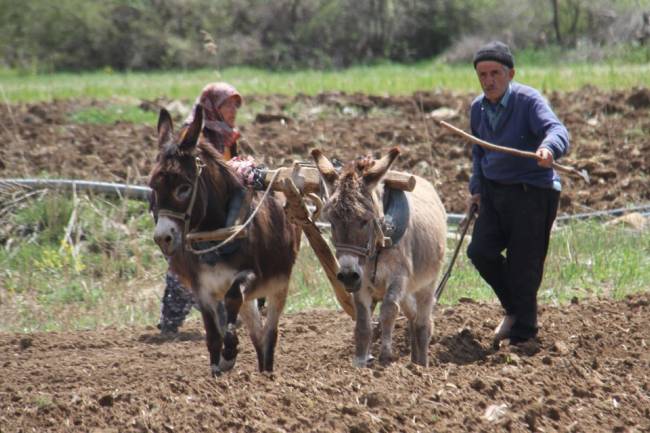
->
<box><xmin>334</xmin><ymin>217</ymin><xmax>386</xmax><ymax>259</ymax></box>
<box><xmin>156</xmin><ymin>156</ymin><xmax>280</xmax><ymax>256</ymax></box>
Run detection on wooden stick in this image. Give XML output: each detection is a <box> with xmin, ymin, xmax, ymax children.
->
<box><xmin>437</xmin><ymin>120</ymin><xmax>590</xmax><ymax>183</ymax></box>
<box><xmin>282</xmin><ymin>177</ymin><xmax>356</xmax><ymax>319</ymax></box>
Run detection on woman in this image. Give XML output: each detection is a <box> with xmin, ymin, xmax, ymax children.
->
<box><xmin>183</xmin><ymin>82</ymin><xmax>242</xmax><ymax>160</ymax></box>
<box><xmin>158</xmin><ymin>82</ymin><xmax>262</xmax><ymax>334</ymax></box>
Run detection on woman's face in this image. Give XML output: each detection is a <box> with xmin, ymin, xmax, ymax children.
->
<box><xmin>219</xmin><ymin>97</ymin><xmax>239</xmax><ymax>127</ymax></box>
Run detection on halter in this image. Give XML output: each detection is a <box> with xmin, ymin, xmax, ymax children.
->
<box><xmin>334</xmin><ymin>216</ymin><xmax>387</xmax><ymax>261</ymax></box>
<box><xmin>157</xmin><ymin>156</ymin><xmax>206</xmax><ymax>251</ymax></box>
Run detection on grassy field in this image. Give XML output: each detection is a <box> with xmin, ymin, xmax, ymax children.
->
<box><xmin>1</xmin><ymin>61</ymin><xmax>650</xmax><ymax>103</ymax></box>
<box><xmin>0</xmin><ymin>193</ymin><xmax>648</xmax><ymax>333</ymax></box>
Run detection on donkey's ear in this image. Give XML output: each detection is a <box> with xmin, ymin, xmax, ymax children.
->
<box><xmin>179</xmin><ymin>104</ymin><xmax>204</xmax><ymax>151</ymax></box>
<box><xmin>363</xmin><ymin>147</ymin><xmax>400</xmax><ymax>190</ymax></box>
<box><xmin>311</xmin><ymin>148</ymin><xmax>339</xmax><ymax>186</ymax></box>
<box><xmin>157</xmin><ymin>108</ymin><xmax>174</xmax><ymax>148</ymax></box>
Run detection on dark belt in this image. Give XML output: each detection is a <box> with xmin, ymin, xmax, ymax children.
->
<box><xmin>486</xmin><ymin>179</ymin><xmax>533</xmax><ymax>192</ymax></box>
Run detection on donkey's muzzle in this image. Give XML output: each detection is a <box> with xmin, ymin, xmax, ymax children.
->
<box><xmin>337</xmin><ymin>269</ymin><xmax>361</xmax><ymax>293</ymax></box>
<box><xmin>153</xmin><ymin>219</ymin><xmax>181</xmax><ymax>256</ymax></box>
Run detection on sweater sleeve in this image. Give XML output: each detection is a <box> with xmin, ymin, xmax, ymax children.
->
<box><xmin>528</xmin><ymin>94</ymin><xmax>570</xmax><ymax>160</ymax></box>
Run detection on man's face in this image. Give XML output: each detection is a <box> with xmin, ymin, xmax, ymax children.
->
<box><xmin>475</xmin><ymin>61</ymin><xmax>515</xmax><ymax>103</ymax></box>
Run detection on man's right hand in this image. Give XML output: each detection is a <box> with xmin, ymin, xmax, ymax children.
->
<box><xmin>469</xmin><ymin>193</ymin><xmax>481</xmax><ymax>213</ymax></box>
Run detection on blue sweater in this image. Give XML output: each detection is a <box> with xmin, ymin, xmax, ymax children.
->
<box><xmin>469</xmin><ymin>82</ymin><xmax>570</xmax><ymax>194</ymax></box>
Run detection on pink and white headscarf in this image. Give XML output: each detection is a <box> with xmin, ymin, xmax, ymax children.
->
<box><xmin>183</xmin><ymin>82</ymin><xmax>243</xmax><ymax>157</ymax></box>
<box><xmin>184</xmin><ymin>82</ymin><xmax>242</xmax><ymax>130</ymax></box>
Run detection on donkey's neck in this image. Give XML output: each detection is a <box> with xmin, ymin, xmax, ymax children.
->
<box><xmin>198</xmin><ymin>158</ymin><xmax>244</xmax><ymax>231</ymax></box>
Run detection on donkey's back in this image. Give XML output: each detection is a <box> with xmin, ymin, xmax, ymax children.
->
<box><xmin>391</xmin><ymin>173</ymin><xmax>447</xmax><ymax>292</ymax></box>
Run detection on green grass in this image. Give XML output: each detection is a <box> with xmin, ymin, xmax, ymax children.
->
<box><xmin>1</xmin><ymin>60</ymin><xmax>649</xmax><ymax>103</ymax></box>
<box><xmin>1</xmin><ymin>192</ymin><xmax>648</xmax><ymax>332</ymax></box>
<box><xmin>69</xmin><ymin>104</ymin><xmax>157</xmax><ymax>125</ymax></box>
<box><xmin>440</xmin><ymin>221</ymin><xmax>650</xmax><ymax>306</ymax></box>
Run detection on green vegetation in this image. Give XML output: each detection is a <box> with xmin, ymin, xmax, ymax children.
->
<box><xmin>1</xmin><ymin>193</ymin><xmax>648</xmax><ymax>333</ymax></box>
<box><xmin>2</xmin><ymin>0</ymin><xmax>649</xmax><ymax>72</ymax></box>
<box><xmin>441</xmin><ymin>221</ymin><xmax>650</xmax><ymax>306</ymax></box>
<box><xmin>69</xmin><ymin>104</ymin><xmax>157</xmax><ymax>125</ymax></box>
<box><xmin>2</xmin><ymin>61</ymin><xmax>650</xmax><ymax>103</ymax></box>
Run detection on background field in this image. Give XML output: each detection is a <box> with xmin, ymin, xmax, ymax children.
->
<box><xmin>3</xmin><ymin>62</ymin><xmax>650</xmax><ymax>103</ymax></box>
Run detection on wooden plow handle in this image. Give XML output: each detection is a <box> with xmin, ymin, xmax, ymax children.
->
<box><xmin>437</xmin><ymin>120</ymin><xmax>590</xmax><ymax>184</ymax></box>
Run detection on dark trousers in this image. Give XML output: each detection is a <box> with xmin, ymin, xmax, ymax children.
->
<box><xmin>159</xmin><ymin>272</ymin><xmax>196</xmax><ymax>333</ymax></box>
<box><xmin>467</xmin><ymin>179</ymin><xmax>559</xmax><ymax>341</ymax></box>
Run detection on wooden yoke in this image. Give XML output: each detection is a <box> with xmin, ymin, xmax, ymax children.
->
<box><xmin>264</xmin><ymin>163</ymin><xmax>416</xmax><ymax>193</ymax></box>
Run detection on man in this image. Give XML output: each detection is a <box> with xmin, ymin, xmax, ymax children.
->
<box><xmin>466</xmin><ymin>41</ymin><xmax>570</xmax><ymax>346</ymax></box>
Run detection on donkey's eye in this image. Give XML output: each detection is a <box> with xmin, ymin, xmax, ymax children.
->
<box><xmin>174</xmin><ymin>184</ymin><xmax>192</xmax><ymax>201</ymax></box>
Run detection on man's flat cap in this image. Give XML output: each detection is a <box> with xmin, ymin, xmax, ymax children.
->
<box><xmin>473</xmin><ymin>41</ymin><xmax>514</xmax><ymax>69</ymax></box>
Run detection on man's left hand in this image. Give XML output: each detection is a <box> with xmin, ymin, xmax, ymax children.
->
<box><xmin>536</xmin><ymin>147</ymin><xmax>554</xmax><ymax>168</ymax></box>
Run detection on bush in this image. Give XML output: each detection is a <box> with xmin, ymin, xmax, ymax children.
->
<box><xmin>1</xmin><ymin>0</ymin><xmax>649</xmax><ymax>72</ymax></box>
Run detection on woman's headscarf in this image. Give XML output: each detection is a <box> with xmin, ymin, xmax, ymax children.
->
<box><xmin>183</xmin><ymin>82</ymin><xmax>243</xmax><ymax>158</ymax></box>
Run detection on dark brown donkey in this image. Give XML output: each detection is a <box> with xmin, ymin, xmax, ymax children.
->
<box><xmin>313</xmin><ymin>148</ymin><xmax>447</xmax><ymax>367</ymax></box>
<box><xmin>149</xmin><ymin>106</ymin><xmax>300</xmax><ymax>376</ymax></box>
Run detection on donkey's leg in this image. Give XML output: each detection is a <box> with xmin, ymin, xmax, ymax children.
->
<box><xmin>258</xmin><ymin>283</ymin><xmax>288</xmax><ymax>372</ymax></box>
<box><xmin>352</xmin><ymin>290</ymin><xmax>374</xmax><ymax>368</ymax></box>
<box><xmin>219</xmin><ymin>271</ymin><xmax>254</xmax><ymax>372</ymax></box>
<box><xmin>239</xmin><ymin>299</ymin><xmax>264</xmax><ymax>368</ymax></box>
<box><xmin>400</xmin><ymin>293</ymin><xmax>418</xmax><ymax>361</ymax></box>
<box><xmin>378</xmin><ymin>277</ymin><xmax>407</xmax><ymax>365</ymax></box>
<box><xmin>199</xmin><ymin>302</ymin><xmax>224</xmax><ymax>377</ymax></box>
<box><xmin>411</xmin><ymin>289</ymin><xmax>435</xmax><ymax>366</ymax></box>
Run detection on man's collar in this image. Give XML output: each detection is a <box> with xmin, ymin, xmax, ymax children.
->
<box><xmin>499</xmin><ymin>83</ymin><xmax>512</xmax><ymax>107</ymax></box>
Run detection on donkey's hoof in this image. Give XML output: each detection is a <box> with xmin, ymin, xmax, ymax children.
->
<box><xmin>210</xmin><ymin>364</ymin><xmax>223</xmax><ymax>377</ymax></box>
<box><xmin>218</xmin><ymin>357</ymin><xmax>236</xmax><ymax>373</ymax></box>
<box><xmin>379</xmin><ymin>352</ymin><xmax>396</xmax><ymax>366</ymax></box>
<box><xmin>352</xmin><ymin>355</ymin><xmax>374</xmax><ymax>368</ymax></box>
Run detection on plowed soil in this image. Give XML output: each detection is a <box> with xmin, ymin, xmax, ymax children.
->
<box><xmin>1</xmin><ymin>295</ymin><xmax>649</xmax><ymax>432</ymax></box>
<box><xmin>1</xmin><ymin>89</ymin><xmax>649</xmax><ymax>432</ymax></box>
<box><xmin>1</xmin><ymin>87</ymin><xmax>649</xmax><ymax>214</ymax></box>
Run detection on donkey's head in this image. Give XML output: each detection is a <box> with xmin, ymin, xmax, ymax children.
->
<box><xmin>312</xmin><ymin>148</ymin><xmax>400</xmax><ymax>292</ymax></box>
<box><xmin>149</xmin><ymin>105</ymin><xmax>240</xmax><ymax>257</ymax></box>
